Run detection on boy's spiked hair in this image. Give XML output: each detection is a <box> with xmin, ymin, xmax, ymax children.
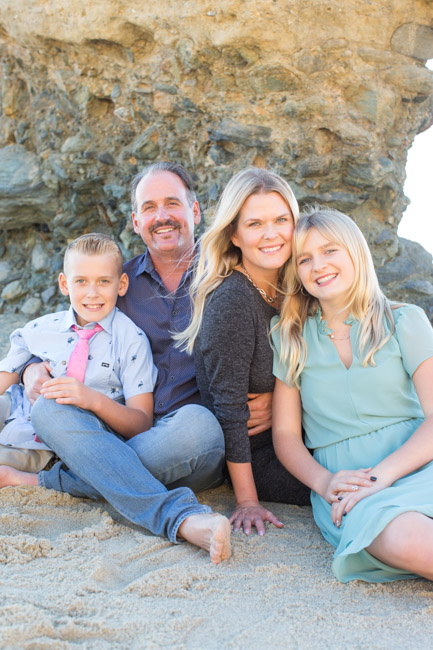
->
<box><xmin>63</xmin><ymin>233</ymin><xmax>123</xmax><ymax>276</ymax></box>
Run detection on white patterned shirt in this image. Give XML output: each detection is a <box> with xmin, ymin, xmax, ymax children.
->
<box><xmin>0</xmin><ymin>306</ymin><xmax>157</xmax><ymax>449</ymax></box>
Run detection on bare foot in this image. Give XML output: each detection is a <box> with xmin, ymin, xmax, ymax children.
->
<box><xmin>178</xmin><ymin>513</ymin><xmax>231</xmax><ymax>564</ymax></box>
<box><xmin>0</xmin><ymin>465</ymin><xmax>38</xmax><ymax>488</ymax></box>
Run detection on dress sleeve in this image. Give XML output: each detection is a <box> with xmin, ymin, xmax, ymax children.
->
<box><xmin>394</xmin><ymin>305</ymin><xmax>433</xmax><ymax>377</ymax></box>
<box><xmin>197</xmin><ymin>285</ymin><xmax>256</xmax><ymax>463</ymax></box>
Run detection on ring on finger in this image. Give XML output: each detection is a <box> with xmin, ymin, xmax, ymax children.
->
<box><xmin>351</xmin><ymin>485</ymin><xmax>358</xmax><ymax>491</ymax></box>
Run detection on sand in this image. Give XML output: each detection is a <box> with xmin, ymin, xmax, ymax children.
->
<box><xmin>1</xmin><ymin>314</ymin><xmax>433</xmax><ymax>649</ymax></box>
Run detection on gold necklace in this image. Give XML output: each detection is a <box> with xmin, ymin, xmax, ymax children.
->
<box><xmin>241</xmin><ymin>264</ymin><xmax>277</xmax><ymax>304</ymax></box>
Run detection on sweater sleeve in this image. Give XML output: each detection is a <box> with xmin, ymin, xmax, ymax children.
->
<box><xmin>197</xmin><ymin>282</ymin><xmax>257</xmax><ymax>463</ymax></box>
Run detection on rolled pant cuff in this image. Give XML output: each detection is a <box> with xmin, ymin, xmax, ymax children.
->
<box><xmin>39</xmin><ymin>467</ymin><xmax>214</xmax><ymax>545</ymax></box>
<box><xmin>170</xmin><ymin>504</ymin><xmax>213</xmax><ymax>544</ymax></box>
<box><xmin>38</xmin><ymin>469</ymin><xmax>55</xmax><ymax>491</ymax></box>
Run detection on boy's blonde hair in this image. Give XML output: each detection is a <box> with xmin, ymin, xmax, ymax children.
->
<box><xmin>276</xmin><ymin>207</ymin><xmax>395</xmax><ymax>385</ymax></box>
<box><xmin>176</xmin><ymin>167</ymin><xmax>299</xmax><ymax>354</ymax></box>
<box><xmin>63</xmin><ymin>233</ymin><xmax>123</xmax><ymax>276</ymax></box>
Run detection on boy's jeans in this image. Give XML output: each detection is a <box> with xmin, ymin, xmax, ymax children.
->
<box><xmin>31</xmin><ymin>398</ymin><xmax>225</xmax><ymax>543</ymax></box>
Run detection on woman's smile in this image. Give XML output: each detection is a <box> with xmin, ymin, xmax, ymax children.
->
<box><xmin>231</xmin><ymin>191</ymin><xmax>294</xmax><ymax>281</ymax></box>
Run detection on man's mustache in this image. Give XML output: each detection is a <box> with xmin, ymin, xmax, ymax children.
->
<box><xmin>149</xmin><ymin>219</ymin><xmax>180</xmax><ymax>234</ymax></box>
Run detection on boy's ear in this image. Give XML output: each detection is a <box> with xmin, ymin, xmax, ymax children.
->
<box><xmin>58</xmin><ymin>272</ymin><xmax>70</xmax><ymax>296</ymax></box>
<box><xmin>118</xmin><ymin>272</ymin><xmax>129</xmax><ymax>297</ymax></box>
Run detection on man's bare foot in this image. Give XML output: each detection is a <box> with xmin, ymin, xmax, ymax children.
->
<box><xmin>0</xmin><ymin>465</ymin><xmax>38</xmax><ymax>488</ymax></box>
<box><xmin>178</xmin><ymin>513</ymin><xmax>231</xmax><ymax>564</ymax></box>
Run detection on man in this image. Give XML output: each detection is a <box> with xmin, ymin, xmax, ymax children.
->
<box><xmin>10</xmin><ymin>162</ymin><xmax>271</xmax><ymax>552</ymax></box>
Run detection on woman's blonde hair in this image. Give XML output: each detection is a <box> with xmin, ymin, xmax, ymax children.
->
<box><xmin>276</xmin><ymin>207</ymin><xmax>395</xmax><ymax>385</ymax></box>
<box><xmin>177</xmin><ymin>167</ymin><xmax>299</xmax><ymax>353</ymax></box>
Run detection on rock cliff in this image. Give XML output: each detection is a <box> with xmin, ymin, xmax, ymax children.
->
<box><xmin>0</xmin><ymin>0</ymin><xmax>432</xmax><ymax>318</ymax></box>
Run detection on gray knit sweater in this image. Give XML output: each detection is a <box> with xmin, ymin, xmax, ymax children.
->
<box><xmin>194</xmin><ymin>271</ymin><xmax>277</xmax><ymax>463</ymax></box>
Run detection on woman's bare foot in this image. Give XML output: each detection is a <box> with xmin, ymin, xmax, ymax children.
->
<box><xmin>178</xmin><ymin>513</ymin><xmax>231</xmax><ymax>564</ymax></box>
<box><xmin>0</xmin><ymin>465</ymin><xmax>38</xmax><ymax>488</ymax></box>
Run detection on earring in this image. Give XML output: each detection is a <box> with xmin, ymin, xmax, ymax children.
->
<box><xmin>300</xmin><ymin>286</ymin><xmax>309</xmax><ymax>297</ymax></box>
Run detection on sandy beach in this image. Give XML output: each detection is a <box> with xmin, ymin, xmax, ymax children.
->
<box><xmin>1</xmin><ymin>314</ymin><xmax>433</xmax><ymax>649</ymax></box>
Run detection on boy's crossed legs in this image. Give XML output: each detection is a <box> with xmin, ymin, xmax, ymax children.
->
<box><xmin>0</xmin><ymin>397</ymin><xmax>230</xmax><ymax>564</ymax></box>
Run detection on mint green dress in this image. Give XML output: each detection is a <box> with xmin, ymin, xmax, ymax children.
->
<box><xmin>272</xmin><ymin>305</ymin><xmax>433</xmax><ymax>583</ymax></box>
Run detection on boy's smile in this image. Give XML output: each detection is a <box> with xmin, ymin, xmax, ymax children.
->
<box><xmin>58</xmin><ymin>251</ymin><xmax>128</xmax><ymax>327</ymax></box>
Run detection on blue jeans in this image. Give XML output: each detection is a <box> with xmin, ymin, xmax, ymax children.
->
<box><xmin>31</xmin><ymin>398</ymin><xmax>225</xmax><ymax>543</ymax></box>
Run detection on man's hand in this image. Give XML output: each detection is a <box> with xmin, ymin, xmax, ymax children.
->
<box><xmin>23</xmin><ymin>361</ymin><xmax>52</xmax><ymax>404</ymax></box>
<box><xmin>247</xmin><ymin>392</ymin><xmax>273</xmax><ymax>436</ymax></box>
<box><xmin>40</xmin><ymin>376</ymin><xmax>98</xmax><ymax>411</ymax></box>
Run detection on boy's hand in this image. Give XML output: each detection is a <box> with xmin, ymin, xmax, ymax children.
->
<box><xmin>40</xmin><ymin>377</ymin><xmax>99</xmax><ymax>411</ymax></box>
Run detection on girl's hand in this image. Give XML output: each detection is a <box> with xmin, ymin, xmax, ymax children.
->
<box><xmin>324</xmin><ymin>468</ymin><xmax>376</xmax><ymax>504</ymax></box>
<box><xmin>41</xmin><ymin>376</ymin><xmax>98</xmax><ymax>411</ymax></box>
<box><xmin>229</xmin><ymin>500</ymin><xmax>284</xmax><ymax>536</ymax></box>
<box><xmin>331</xmin><ymin>478</ymin><xmax>390</xmax><ymax>527</ymax></box>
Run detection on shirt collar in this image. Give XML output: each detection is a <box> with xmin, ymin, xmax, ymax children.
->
<box><xmin>61</xmin><ymin>305</ymin><xmax>116</xmax><ymax>334</ymax></box>
<box><xmin>134</xmin><ymin>247</ymin><xmax>197</xmax><ymax>285</ymax></box>
<box><xmin>135</xmin><ymin>249</ymin><xmax>154</xmax><ymax>277</ymax></box>
<box><xmin>315</xmin><ymin>306</ymin><xmax>357</xmax><ymax>336</ymax></box>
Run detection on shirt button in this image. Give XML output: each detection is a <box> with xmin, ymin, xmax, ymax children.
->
<box><xmin>170</xmin><ymin>376</ymin><xmax>174</xmax><ymax>381</ymax></box>
<box><xmin>62</xmin><ymin>360</ymin><xmax>67</xmax><ymax>365</ymax></box>
<box><xmin>27</xmin><ymin>416</ymin><xmax>31</xmax><ymax>421</ymax></box>
<box><xmin>172</xmin><ymin>310</ymin><xmax>178</xmax><ymax>316</ymax></box>
<box><xmin>158</xmin><ymin>402</ymin><xmax>163</xmax><ymax>408</ymax></box>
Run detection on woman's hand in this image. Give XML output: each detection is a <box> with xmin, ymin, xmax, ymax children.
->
<box><xmin>229</xmin><ymin>500</ymin><xmax>284</xmax><ymax>536</ymax></box>
<box><xmin>331</xmin><ymin>477</ymin><xmax>391</xmax><ymax>527</ymax></box>
<box><xmin>323</xmin><ymin>468</ymin><xmax>376</xmax><ymax>504</ymax></box>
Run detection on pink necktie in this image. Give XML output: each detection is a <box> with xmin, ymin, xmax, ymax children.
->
<box><xmin>66</xmin><ymin>324</ymin><xmax>103</xmax><ymax>382</ymax></box>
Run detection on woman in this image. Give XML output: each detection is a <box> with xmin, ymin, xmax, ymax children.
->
<box><xmin>272</xmin><ymin>207</ymin><xmax>433</xmax><ymax>582</ymax></box>
<box><xmin>178</xmin><ymin>168</ymin><xmax>310</xmax><ymax>536</ymax></box>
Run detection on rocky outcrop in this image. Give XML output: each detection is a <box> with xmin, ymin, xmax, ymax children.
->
<box><xmin>0</xmin><ymin>0</ymin><xmax>432</xmax><ymax>319</ymax></box>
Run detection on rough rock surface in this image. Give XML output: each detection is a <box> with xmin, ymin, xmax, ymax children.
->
<box><xmin>0</xmin><ymin>0</ymin><xmax>432</xmax><ymax>320</ymax></box>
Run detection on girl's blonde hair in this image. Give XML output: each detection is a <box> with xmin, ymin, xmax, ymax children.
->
<box><xmin>276</xmin><ymin>207</ymin><xmax>395</xmax><ymax>385</ymax></box>
<box><xmin>177</xmin><ymin>167</ymin><xmax>299</xmax><ymax>353</ymax></box>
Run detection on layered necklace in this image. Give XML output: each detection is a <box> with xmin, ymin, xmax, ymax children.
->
<box><xmin>241</xmin><ymin>264</ymin><xmax>278</xmax><ymax>304</ymax></box>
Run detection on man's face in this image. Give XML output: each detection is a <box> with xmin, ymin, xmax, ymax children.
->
<box><xmin>132</xmin><ymin>171</ymin><xmax>201</xmax><ymax>259</ymax></box>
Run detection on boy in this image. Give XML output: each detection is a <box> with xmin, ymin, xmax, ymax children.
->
<box><xmin>0</xmin><ymin>232</ymin><xmax>156</xmax><ymax>457</ymax></box>
<box><xmin>0</xmin><ymin>233</ymin><xmax>231</xmax><ymax>563</ymax></box>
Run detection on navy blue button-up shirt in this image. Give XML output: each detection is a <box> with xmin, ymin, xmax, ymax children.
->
<box><xmin>117</xmin><ymin>250</ymin><xmax>201</xmax><ymax>417</ymax></box>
